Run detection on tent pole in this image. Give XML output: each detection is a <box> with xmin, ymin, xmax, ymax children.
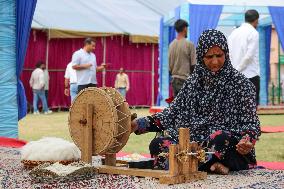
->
<box><xmin>102</xmin><ymin>37</ymin><xmax>106</xmax><ymax>87</ymax></box>
<box><xmin>278</xmin><ymin>41</ymin><xmax>281</xmax><ymax>104</ymax></box>
<box><xmin>45</xmin><ymin>29</ymin><xmax>50</xmax><ymax>69</ymax></box>
<box><xmin>151</xmin><ymin>44</ymin><xmax>155</xmax><ymax>106</ymax></box>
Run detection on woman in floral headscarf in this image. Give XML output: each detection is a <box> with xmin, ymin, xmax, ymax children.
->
<box><xmin>131</xmin><ymin>29</ymin><xmax>261</xmax><ymax>174</ymax></box>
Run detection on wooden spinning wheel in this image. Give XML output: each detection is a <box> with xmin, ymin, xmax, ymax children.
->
<box><xmin>69</xmin><ymin>87</ymin><xmax>207</xmax><ymax>185</ymax></box>
<box><xmin>100</xmin><ymin>87</ymin><xmax>131</xmax><ymax>153</ymax></box>
<box><xmin>69</xmin><ymin>87</ymin><xmax>131</xmax><ymax>161</ymax></box>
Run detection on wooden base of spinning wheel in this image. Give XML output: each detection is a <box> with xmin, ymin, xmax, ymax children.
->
<box><xmin>97</xmin><ymin>128</ymin><xmax>206</xmax><ymax>184</ymax></box>
<box><xmin>69</xmin><ymin>88</ymin><xmax>206</xmax><ymax>185</ymax></box>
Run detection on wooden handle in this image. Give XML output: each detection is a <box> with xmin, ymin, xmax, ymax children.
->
<box><xmin>79</xmin><ymin>119</ymin><xmax>87</xmax><ymax>125</ymax></box>
<box><xmin>81</xmin><ymin>104</ymin><xmax>93</xmax><ymax>164</ymax></box>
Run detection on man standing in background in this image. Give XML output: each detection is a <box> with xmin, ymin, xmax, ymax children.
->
<box><xmin>169</xmin><ymin>19</ymin><xmax>196</xmax><ymax>97</ymax></box>
<box><xmin>64</xmin><ymin>62</ymin><xmax>78</xmax><ymax>102</ymax></box>
<box><xmin>29</xmin><ymin>61</ymin><xmax>52</xmax><ymax>114</ymax></box>
<box><xmin>115</xmin><ymin>67</ymin><xmax>129</xmax><ymax>98</ymax></box>
<box><xmin>42</xmin><ymin>63</ymin><xmax>50</xmax><ymax>106</ymax></box>
<box><xmin>228</xmin><ymin>10</ymin><xmax>260</xmax><ymax>104</ymax></box>
<box><xmin>72</xmin><ymin>38</ymin><xmax>106</xmax><ymax>93</ymax></box>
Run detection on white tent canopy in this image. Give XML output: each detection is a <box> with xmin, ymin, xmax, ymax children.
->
<box><xmin>33</xmin><ymin>0</ymin><xmax>284</xmax><ymax>40</ymax></box>
<box><xmin>32</xmin><ymin>0</ymin><xmax>187</xmax><ymax>40</ymax></box>
<box><xmin>187</xmin><ymin>0</ymin><xmax>284</xmax><ymax>6</ymax></box>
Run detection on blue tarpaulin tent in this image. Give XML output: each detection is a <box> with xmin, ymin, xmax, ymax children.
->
<box><xmin>0</xmin><ymin>0</ymin><xmax>37</xmax><ymax>138</ymax></box>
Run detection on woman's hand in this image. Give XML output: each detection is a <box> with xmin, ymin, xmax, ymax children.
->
<box><xmin>131</xmin><ymin>119</ymin><xmax>138</xmax><ymax>133</ymax></box>
<box><xmin>236</xmin><ymin>139</ymin><xmax>253</xmax><ymax>155</ymax></box>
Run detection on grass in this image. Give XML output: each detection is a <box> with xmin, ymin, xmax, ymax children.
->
<box><xmin>19</xmin><ymin>112</ymin><xmax>71</xmax><ymax>141</ymax></box>
<box><xmin>258</xmin><ymin>114</ymin><xmax>284</xmax><ymax>127</ymax></box>
<box><xmin>18</xmin><ymin>109</ymin><xmax>284</xmax><ymax>162</ymax></box>
<box><xmin>255</xmin><ymin>133</ymin><xmax>284</xmax><ymax>161</ymax></box>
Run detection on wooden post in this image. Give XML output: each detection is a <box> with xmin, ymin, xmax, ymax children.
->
<box><xmin>105</xmin><ymin>153</ymin><xmax>116</xmax><ymax>166</ymax></box>
<box><xmin>190</xmin><ymin>142</ymin><xmax>198</xmax><ymax>172</ymax></box>
<box><xmin>81</xmin><ymin>104</ymin><xmax>93</xmax><ymax>164</ymax></box>
<box><xmin>178</xmin><ymin>128</ymin><xmax>190</xmax><ymax>175</ymax></box>
<box><xmin>169</xmin><ymin>144</ymin><xmax>179</xmax><ymax>176</ymax></box>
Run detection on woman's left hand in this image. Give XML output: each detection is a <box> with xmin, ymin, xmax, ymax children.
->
<box><xmin>236</xmin><ymin>139</ymin><xmax>253</xmax><ymax>155</ymax></box>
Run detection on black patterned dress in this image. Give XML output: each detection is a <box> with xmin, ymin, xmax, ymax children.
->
<box><xmin>135</xmin><ymin>29</ymin><xmax>261</xmax><ymax>171</ymax></box>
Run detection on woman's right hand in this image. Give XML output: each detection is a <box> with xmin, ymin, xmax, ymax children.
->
<box><xmin>236</xmin><ymin>139</ymin><xmax>253</xmax><ymax>155</ymax></box>
<box><xmin>131</xmin><ymin>119</ymin><xmax>138</xmax><ymax>133</ymax></box>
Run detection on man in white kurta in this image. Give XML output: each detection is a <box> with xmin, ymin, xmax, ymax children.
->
<box><xmin>64</xmin><ymin>62</ymin><xmax>78</xmax><ymax>102</ymax></box>
<box><xmin>228</xmin><ymin>10</ymin><xmax>260</xmax><ymax>104</ymax></box>
<box><xmin>29</xmin><ymin>61</ymin><xmax>52</xmax><ymax>114</ymax></box>
<box><xmin>72</xmin><ymin>38</ymin><xmax>106</xmax><ymax>93</ymax></box>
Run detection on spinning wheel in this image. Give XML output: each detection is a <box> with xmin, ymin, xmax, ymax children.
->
<box><xmin>68</xmin><ymin>87</ymin><xmax>207</xmax><ymax>184</ymax></box>
<box><xmin>69</xmin><ymin>87</ymin><xmax>131</xmax><ymax>160</ymax></box>
<box><xmin>101</xmin><ymin>87</ymin><xmax>131</xmax><ymax>153</ymax></box>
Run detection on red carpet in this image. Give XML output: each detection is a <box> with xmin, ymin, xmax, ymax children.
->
<box><xmin>116</xmin><ymin>152</ymin><xmax>151</xmax><ymax>158</ymax></box>
<box><xmin>261</xmin><ymin>126</ymin><xmax>284</xmax><ymax>133</ymax></box>
<box><xmin>0</xmin><ymin>137</ymin><xmax>27</xmax><ymax>148</ymax></box>
<box><xmin>149</xmin><ymin>106</ymin><xmax>165</xmax><ymax>114</ymax></box>
<box><xmin>258</xmin><ymin>161</ymin><xmax>284</xmax><ymax>170</ymax></box>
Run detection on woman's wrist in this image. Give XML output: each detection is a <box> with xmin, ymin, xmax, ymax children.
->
<box><xmin>131</xmin><ymin>120</ymin><xmax>138</xmax><ymax>133</ymax></box>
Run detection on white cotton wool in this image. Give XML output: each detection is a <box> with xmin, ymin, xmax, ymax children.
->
<box><xmin>21</xmin><ymin>137</ymin><xmax>81</xmax><ymax>161</ymax></box>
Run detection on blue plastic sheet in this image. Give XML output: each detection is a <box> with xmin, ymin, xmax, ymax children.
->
<box><xmin>269</xmin><ymin>7</ymin><xmax>284</xmax><ymax>50</ymax></box>
<box><xmin>258</xmin><ymin>26</ymin><xmax>272</xmax><ymax>105</ymax></box>
<box><xmin>189</xmin><ymin>4</ymin><xmax>223</xmax><ymax>46</ymax></box>
<box><xmin>0</xmin><ymin>0</ymin><xmax>17</xmax><ymax>137</ymax></box>
<box><xmin>157</xmin><ymin>7</ymin><xmax>180</xmax><ymax>106</ymax></box>
<box><xmin>0</xmin><ymin>0</ymin><xmax>36</xmax><ymax>138</ymax></box>
<box><xmin>16</xmin><ymin>0</ymin><xmax>37</xmax><ymax>120</ymax></box>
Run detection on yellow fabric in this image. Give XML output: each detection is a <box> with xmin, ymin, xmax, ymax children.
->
<box><xmin>48</xmin><ymin>29</ymin><xmax>118</xmax><ymax>38</ymax></box>
<box><xmin>129</xmin><ymin>35</ymin><xmax>158</xmax><ymax>44</ymax></box>
<box><xmin>40</xmin><ymin>29</ymin><xmax>159</xmax><ymax>44</ymax></box>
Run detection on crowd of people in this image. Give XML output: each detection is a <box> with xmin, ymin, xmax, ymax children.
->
<box><xmin>30</xmin><ymin>38</ymin><xmax>130</xmax><ymax>113</ymax></box>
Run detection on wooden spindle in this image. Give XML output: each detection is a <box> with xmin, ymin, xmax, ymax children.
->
<box><xmin>190</xmin><ymin>142</ymin><xmax>198</xmax><ymax>172</ymax></box>
<box><xmin>169</xmin><ymin>144</ymin><xmax>179</xmax><ymax>176</ymax></box>
<box><xmin>178</xmin><ymin>128</ymin><xmax>190</xmax><ymax>175</ymax></box>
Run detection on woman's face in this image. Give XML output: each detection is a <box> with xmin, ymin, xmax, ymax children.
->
<box><xmin>203</xmin><ymin>46</ymin><xmax>225</xmax><ymax>73</ymax></box>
